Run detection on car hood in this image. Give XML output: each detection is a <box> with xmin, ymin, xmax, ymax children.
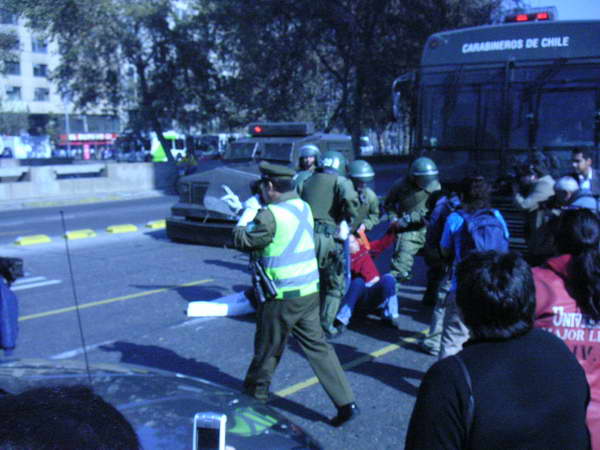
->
<box><xmin>0</xmin><ymin>359</ymin><xmax>321</xmax><ymax>450</ymax></box>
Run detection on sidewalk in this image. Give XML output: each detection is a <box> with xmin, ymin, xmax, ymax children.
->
<box><xmin>0</xmin><ymin>189</ymin><xmax>172</xmax><ymax>212</ymax></box>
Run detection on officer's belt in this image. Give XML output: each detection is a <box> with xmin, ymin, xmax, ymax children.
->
<box><xmin>313</xmin><ymin>221</ymin><xmax>337</xmax><ymax>235</ymax></box>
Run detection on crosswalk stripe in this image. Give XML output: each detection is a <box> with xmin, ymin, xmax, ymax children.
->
<box><xmin>12</xmin><ymin>279</ymin><xmax>62</xmax><ymax>291</ymax></box>
<box><xmin>13</xmin><ymin>277</ymin><xmax>46</xmax><ymax>285</ymax></box>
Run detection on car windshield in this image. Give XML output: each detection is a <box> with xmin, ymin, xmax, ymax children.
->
<box><xmin>260</xmin><ymin>142</ymin><xmax>293</xmax><ymax>163</ymax></box>
<box><xmin>223</xmin><ymin>142</ymin><xmax>255</xmax><ymax>160</ymax></box>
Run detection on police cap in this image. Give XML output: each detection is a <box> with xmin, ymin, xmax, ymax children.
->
<box><xmin>259</xmin><ymin>161</ymin><xmax>296</xmax><ymax>180</ymax></box>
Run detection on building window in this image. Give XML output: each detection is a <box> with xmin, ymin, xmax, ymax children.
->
<box><xmin>0</xmin><ymin>9</ymin><xmax>17</xmax><ymax>25</ymax></box>
<box><xmin>34</xmin><ymin>87</ymin><xmax>50</xmax><ymax>102</ymax></box>
<box><xmin>31</xmin><ymin>36</ymin><xmax>47</xmax><ymax>53</ymax></box>
<box><xmin>3</xmin><ymin>60</ymin><xmax>19</xmax><ymax>75</ymax></box>
<box><xmin>5</xmin><ymin>86</ymin><xmax>21</xmax><ymax>101</ymax></box>
<box><xmin>33</xmin><ymin>63</ymin><xmax>48</xmax><ymax>77</ymax></box>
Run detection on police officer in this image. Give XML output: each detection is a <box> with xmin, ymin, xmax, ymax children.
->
<box><xmin>384</xmin><ymin>157</ymin><xmax>441</xmax><ymax>284</ymax></box>
<box><xmin>233</xmin><ymin>162</ymin><xmax>359</xmax><ymax>427</ymax></box>
<box><xmin>293</xmin><ymin>144</ymin><xmax>320</xmax><ymax>190</ymax></box>
<box><xmin>299</xmin><ymin>151</ymin><xmax>359</xmax><ymax>337</ymax></box>
<box><xmin>347</xmin><ymin>160</ymin><xmax>380</xmax><ymax>234</ymax></box>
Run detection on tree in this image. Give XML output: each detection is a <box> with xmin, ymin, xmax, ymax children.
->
<box><xmin>210</xmin><ymin>0</ymin><xmax>504</xmax><ymax>156</ymax></box>
<box><xmin>9</xmin><ymin>0</ymin><xmax>218</xmax><ymax>161</ymax></box>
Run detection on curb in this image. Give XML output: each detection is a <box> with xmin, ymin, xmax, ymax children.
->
<box><xmin>65</xmin><ymin>229</ymin><xmax>97</xmax><ymax>240</ymax></box>
<box><xmin>106</xmin><ymin>224</ymin><xmax>138</xmax><ymax>234</ymax></box>
<box><xmin>15</xmin><ymin>234</ymin><xmax>52</xmax><ymax>246</ymax></box>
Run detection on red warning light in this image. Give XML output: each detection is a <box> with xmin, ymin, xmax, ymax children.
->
<box><xmin>537</xmin><ymin>12</ymin><xmax>549</xmax><ymax>20</ymax></box>
<box><xmin>516</xmin><ymin>14</ymin><xmax>529</xmax><ymax>21</ymax></box>
<box><xmin>253</xmin><ymin>125</ymin><xmax>263</xmax><ymax>134</ymax></box>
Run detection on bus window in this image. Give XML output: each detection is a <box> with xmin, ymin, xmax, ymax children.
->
<box><xmin>509</xmin><ymin>66</ymin><xmax>600</xmax><ymax>149</ymax></box>
<box><xmin>223</xmin><ymin>142</ymin><xmax>255</xmax><ymax>160</ymax></box>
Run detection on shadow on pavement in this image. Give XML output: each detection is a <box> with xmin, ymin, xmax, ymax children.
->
<box><xmin>130</xmin><ymin>283</ymin><xmax>228</xmax><ymax>302</ymax></box>
<box><xmin>99</xmin><ymin>341</ymin><xmax>328</xmax><ymax>424</ymax></box>
<box><xmin>204</xmin><ymin>258</ymin><xmax>249</xmax><ymax>273</ymax></box>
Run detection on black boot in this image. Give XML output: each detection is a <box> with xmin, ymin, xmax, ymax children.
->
<box><xmin>330</xmin><ymin>402</ymin><xmax>360</xmax><ymax>427</ymax></box>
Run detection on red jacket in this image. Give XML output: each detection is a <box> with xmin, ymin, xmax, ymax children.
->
<box><xmin>351</xmin><ymin>232</ymin><xmax>395</xmax><ymax>285</ymax></box>
<box><xmin>533</xmin><ymin>254</ymin><xmax>600</xmax><ymax>449</ymax></box>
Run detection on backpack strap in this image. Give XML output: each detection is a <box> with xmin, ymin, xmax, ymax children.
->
<box><xmin>452</xmin><ymin>354</ymin><xmax>475</xmax><ymax>444</ymax></box>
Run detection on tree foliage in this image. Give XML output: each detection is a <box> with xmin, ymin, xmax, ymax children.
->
<box><xmin>10</xmin><ymin>0</ymin><xmax>507</xmax><ymax>156</ymax></box>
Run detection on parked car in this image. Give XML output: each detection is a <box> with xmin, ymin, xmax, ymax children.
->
<box><xmin>0</xmin><ymin>358</ymin><xmax>322</xmax><ymax>449</ymax></box>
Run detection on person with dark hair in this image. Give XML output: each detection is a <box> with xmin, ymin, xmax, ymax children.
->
<box><xmin>533</xmin><ymin>208</ymin><xmax>600</xmax><ymax>448</ymax></box>
<box><xmin>406</xmin><ymin>251</ymin><xmax>590</xmax><ymax>450</ymax></box>
<box><xmin>572</xmin><ymin>148</ymin><xmax>600</xmax><ymax>196</ymax></box>
<box><xmin>429</xmin><ymin>176</ymin><xmax>509</xmax><ymax>358</ymax></box>
<box><xmin>512</xmin><ymin>159</ymin><xmax>555</xmax><ymax>254</ymax></box>
<box><xmin>0</xmin><ymin>385</ymin><xmax>140</xmax><ymax>449</ymax></box>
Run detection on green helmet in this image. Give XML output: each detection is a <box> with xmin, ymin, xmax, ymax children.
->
<box><xmin>321</xmin><ymin>150</ymin><xmax>346</xmax><ymax>176</ymax></box>
<box><xmin>348</xmin><ymin>160</ymin><xmax>375</xmax><ymax>183</ymax></box>
<box><xmin>298</xmin><ymin>144</ymin><xmax>321</xmax><ymax>170</ymax></box>
<box><xmin>299</xmin><ymin>144</ymin><xmax>321</xmax><ymax>159</ymax></box>
<box><xmin>409</xmin><ymin>157</ymin><xmax>439</xmax><ymax>190</ymax></box>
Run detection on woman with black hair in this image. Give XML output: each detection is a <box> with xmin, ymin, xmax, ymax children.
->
<box><xmin>406</xmin><ymin>252</ymin><xmax>590</xmax><ymax>449</ymax></box>
<box><xmin>534</xmin><ymin>208</ymin><xmax>600</xmax><ymax>449</ymax></box>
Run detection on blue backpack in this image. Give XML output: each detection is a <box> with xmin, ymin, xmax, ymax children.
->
<box><xmin>458</xmin><ymin>209</ymin><xmax>509</xmax><ymax>256</ymax></box>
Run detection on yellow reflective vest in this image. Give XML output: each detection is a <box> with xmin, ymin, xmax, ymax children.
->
<box><xmin>261</xmin><ymin>198</ymin><xmax>319</xmax><ymax>299</ymax></box>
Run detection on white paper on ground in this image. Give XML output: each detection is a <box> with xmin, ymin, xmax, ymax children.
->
<box><xmin>187</xmin><ymin>292</ymin><xmax>256</xmax><ymax>317</ymax></box>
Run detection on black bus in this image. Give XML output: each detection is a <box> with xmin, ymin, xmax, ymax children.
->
<box><xmin>393</xmin><ymin>18</ymin><xmax>600</xmax><ymax>185</ymax></box>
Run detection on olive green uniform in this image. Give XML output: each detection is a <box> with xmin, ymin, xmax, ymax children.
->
<box><xmin>353</xmin><ymin>186</ymin><xmax>380</xmax><ymax>232</ymax></box>
<box><xmin>293</xmin><ymin>169</ymin><xmax>314</xmax><ymax>192</ymax></box>
<box><xmin>233</xmin><ymin>190</ymin><xmax>354</xmax><ymax>407</ymax></box>
<box><xmin>299</xmin><ymin>171</ymin><xmax>359</xmax><ymax>333</ymax></box>
<box><xmin>384</xmin><ymin>177</ymin><xmax>441</xmax><ymax>282</ymax></box>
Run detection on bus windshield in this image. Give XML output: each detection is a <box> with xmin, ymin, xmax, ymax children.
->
<box><xmin>420</xmin><ymin>64</ymin><xmax>600</xmax><ymax>151</ymax></box>
<box><xmin>260</xmin><ymin>142</ymin><xmax>293</xmax><ymax>163</ymax></box>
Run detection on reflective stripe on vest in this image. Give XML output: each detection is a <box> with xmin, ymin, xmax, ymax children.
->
<box><xmin>261</xmin><ymin>198</ymin><xmax>319</xmax><ymax>299</ymax></box>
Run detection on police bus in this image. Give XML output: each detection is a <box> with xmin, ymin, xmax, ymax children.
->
<box><xmin>392</xmin><ymin>10</ymin><xmax>600</xmax><ymax>186</ymax></box>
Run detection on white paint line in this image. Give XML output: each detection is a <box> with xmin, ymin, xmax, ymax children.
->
<box><xmin>170</xmin><ymin>317</ymin><xmax>214</xmax><ymax>329</ymax></box>
<box><xmin>13</xmin><ymin>276</ymin><xmax>46</xmax><ymax>285</ymax></box>
<box><xmin>12</xmin><ymin>279</ymin><xmax>62</xmax><ymax>291</ymax></box>
<box><xmin>50</xmin><ymin>339</ymin><xmax>115</xmax><ymax>360</ymax></box>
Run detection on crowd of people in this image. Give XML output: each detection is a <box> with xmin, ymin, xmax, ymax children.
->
<box><xmin>4</xmin><ymin>143</ymin><xmax>600</xmax><ymax>446</ymax></box>
<box><xmin>225</xmin><ymin>144</ymin><xmax>600</xmax><ymax>444</ymax></box>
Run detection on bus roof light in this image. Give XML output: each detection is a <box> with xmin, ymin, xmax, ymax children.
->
<box><xmin>537</xmin><ymin>12</ymin><xmax>549</xmax><ymax>20</ymax></box>
<box><xmin>253</xmin><ymin>126</ymin><xmax>263</xmax><ymax>134</ymax></box>
<box><xmin>516</xmin><ymin>14</ymin><xmax>529</xmax><ymax>22</ymax></box>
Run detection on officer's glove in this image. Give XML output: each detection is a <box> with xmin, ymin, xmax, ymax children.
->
<box><xmin>236</xmin><ymin>208</ymin><xmax>258</xmax><ymax>227</ymax></box>
<box><xmin>236</xmin><ymin>194</ymin><xmax>262</xmax><ymax>227</ymax></box>
<box><xmin>243</xmin><ymin>194</ymin><xmax>262</xmax><ymax>210</ymax></box>
<box><xmin>220</xmin><ymin>185</ymin><xmax>243</xmax><ymax>213</ymax></box>
<box><xmin>336</xmin><ymin>220</ymin><xmax>350</xmax><ymax>241</ymax></box>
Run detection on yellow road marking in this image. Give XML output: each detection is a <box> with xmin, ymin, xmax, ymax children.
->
<box><xmin>146</xmin><ymin>220</ymin><xmax>166</xmax><ymax>229</ymax></box>
<box><xmin>19</xmin><ymin>278</ymin><xmax>213</xmax><ymax>321</ymax></box>
<box><xmin>65</xmin><ymin>229</ymin><xmax>97</xmax><ymax>240</ymax></box>
<box><xmin>106</xmin><ymin>224</ymin><xmax>138</xmax><ymax>233</ymax></box>
<box><xmin>275</xmin><ymin>328</ymin><xmax>429</xmax><ymax>398</ymax></box>
<box><xmin>15</xmin><ymin>234</ymin><xmax>52</xmax><ymax>246</ymax></box>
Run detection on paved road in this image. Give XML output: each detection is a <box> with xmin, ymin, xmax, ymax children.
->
<box><xmin>0</xmin><ymin>192</ymin><xmax>436</xmax><ymax>450</ymax></box>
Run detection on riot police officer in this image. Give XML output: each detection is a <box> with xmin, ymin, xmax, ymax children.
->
<box><xmin>233</xmin><ymin>161</ymin><xmax>358</xmax><ymax>427</ymax></box>
<box><xmin>347</xmin><ymin>160</ymin><xmax>380</xmax><ymax>233</ymax></box>
<box><xmin>293</xmin><ymin>144</ymin><xmax>320</xmax><ymax>191</ymax></box>
<box><xmin>384</xmin><ymin>157</ymin><xmax>441</xmax><ymax>284</ymax></box>
<box><xmin>299</xmin><ymin>151</ymin><xmax>359</xmax><ymax>337</ymax></box>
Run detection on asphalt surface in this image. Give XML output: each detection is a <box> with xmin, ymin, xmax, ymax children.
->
<box><xmin>0</xmin><ymin>185</ymin><xmax>435</xmax><ymax>450</ymax></box>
